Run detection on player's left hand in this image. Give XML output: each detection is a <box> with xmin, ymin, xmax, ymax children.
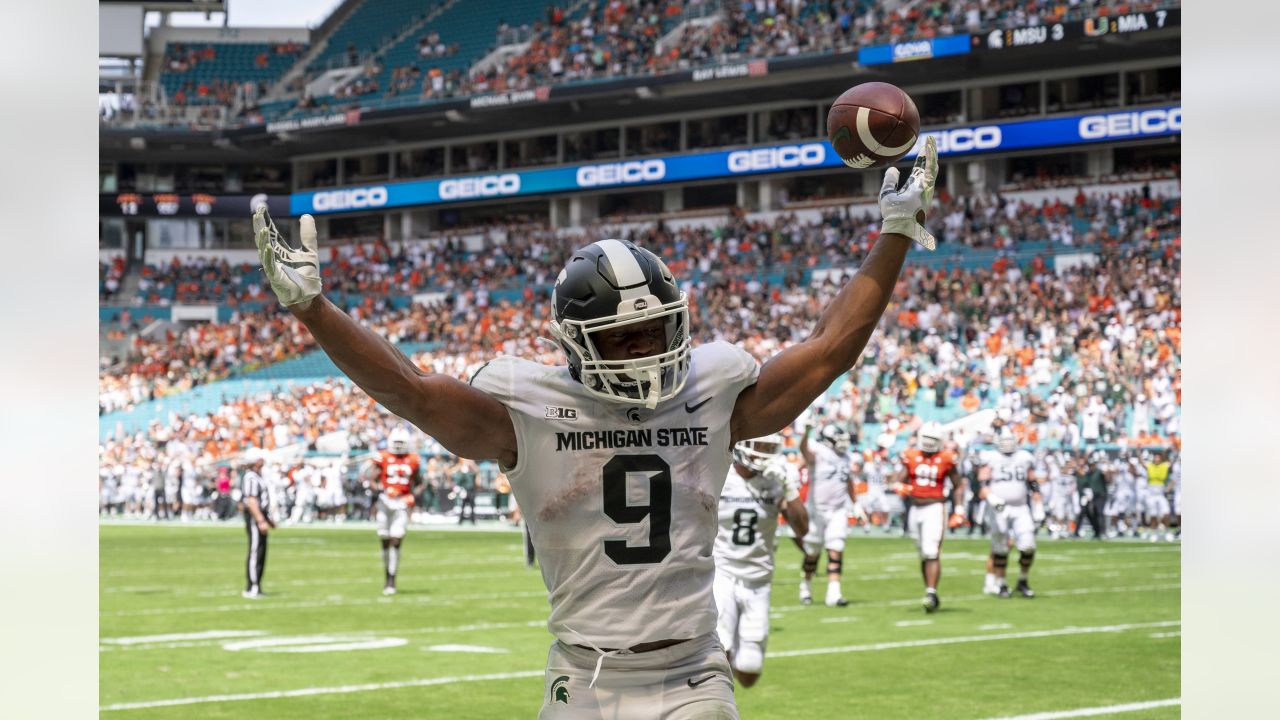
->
<box><xmin>878</xmin><ymin>135</ymin><xmax>938</xmax><ymax>250</ymax></box>
<box><xmin>254</xmin><ymin>207</ymin><xmax>322</xmax><ymax>307</ymax></box>
<box><xmin>948</xmin><ymin>511</ymin><xmax>967</xmax><ymax>529</ymax></box>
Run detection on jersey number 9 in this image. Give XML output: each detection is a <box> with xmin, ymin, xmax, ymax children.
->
<box><xmin>602</xmin><ymin>454</ymin><xmax>672</xmax><ymax>565</ymax></box>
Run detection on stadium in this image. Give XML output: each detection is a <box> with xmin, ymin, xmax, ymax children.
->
<box><xmin>98</xmin><ymin>1</ymin><xmax>1181</xmax><ymax>718</ymax></box>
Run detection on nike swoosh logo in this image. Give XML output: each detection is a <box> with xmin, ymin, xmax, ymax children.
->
<box><xmin>685</xmin><ymin>397</ymin><xmax>713</xmax><ymax>413</ymax></box>
<box><xmin>687</xmin><ymin>674</ymin><xmax>717</xmax><ymax>688</ymax></box>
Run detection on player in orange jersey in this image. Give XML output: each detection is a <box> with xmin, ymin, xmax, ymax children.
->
<box><xmin>891</xmin><ymin>422</ymin><xmax>965</xmax><ymax>612</ymax></box>
<box><xmin>362</xmin><ymin>427</ymin><xmax>423</xmax><ymax>595</ymax></box>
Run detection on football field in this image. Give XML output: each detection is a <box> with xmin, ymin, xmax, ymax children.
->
<box><xmin>100</xmin><ymin>523</ymin><xmax>1180</xmax><ymax>718</ymax></box>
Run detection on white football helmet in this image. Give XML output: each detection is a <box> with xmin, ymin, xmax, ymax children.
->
<box><xmin>995</xmin><ymin>428</ymin><xmax>1018</xmax><ymax>454</ymax></box>
<box><xmin>734</xmin><ymin>434</ymin><xmax>784</xmax><ymax>472</ymax></box>
<box><xmin>917</xmin><ymin>422</ymin><xmax>944</xmax><ymax>454</ymax></box>
<box><xmin>818</xmin><ymin>424</ymin><xmax>852</xmax><ymax>454</ymax></box>
<box><xmin>388</xmin><ymin>428</ymin><xmax>412</xmax><ymax>455</ymax></box>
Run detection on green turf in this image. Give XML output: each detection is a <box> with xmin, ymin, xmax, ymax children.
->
<box><xmin>100</xmin><ymin>523</ymin><xmax>1180</xmax><ymax>719</ymax></box>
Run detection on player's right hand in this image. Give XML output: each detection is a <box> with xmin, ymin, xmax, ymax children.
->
<box><xmin>878</xmin><ymin>135</ymin><xmax>938</xmax><ymax>251</ymax></box>
<box><xmin>257</xmin><ymin>519</ymin><xmax>272</xmax><ymax>535</ymax></box>
<box><xmin>989</xmin><ymin>495</ymin><xmax>1006</xmax><ymax>512</ymax></box>
<box><xmin>948</xmin><ymin>511</ymin><xmax>967</xmax><ymax>529</ymax></box>
<box><xmin>253</xmin><ymin>207</ymin><xmax>322</xmax><ymax>307</ymax></box>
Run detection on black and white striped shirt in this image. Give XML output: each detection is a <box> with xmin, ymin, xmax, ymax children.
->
<box><xmin>242</xmin><ymin>470</ymin><xmax>269</xmax><ymax>513</ymax></box>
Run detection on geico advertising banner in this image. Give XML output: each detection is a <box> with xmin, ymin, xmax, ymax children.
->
<box><xmin>292</xmin><ymin>105</ymin><xmax>1180</xmax><ymax>215</ymax></box>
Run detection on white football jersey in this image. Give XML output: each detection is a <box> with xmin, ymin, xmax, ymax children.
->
<box><xmin>714</xmin><ymin>466</ymin><xmax>785</xmax><ymax>586</ymax></box>
<box><xmin>807</xmin><ymin>442</ymin><xmax>852</xmax><ymax>512</ymax></box>
<box><xmin>981</xmin><ymin>449</ymin><xmax>1037</xmax><ymax>506</ymax></box>
<box><xmin>470</xmin><ymin>342</ymin><xmax>759</xmax><ymax>648</ymax></box>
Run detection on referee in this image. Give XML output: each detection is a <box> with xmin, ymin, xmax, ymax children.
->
<box><xmin>241</xmin><ymin>449</ymin><xmax>274</xmax><ymax>598</ymax></box>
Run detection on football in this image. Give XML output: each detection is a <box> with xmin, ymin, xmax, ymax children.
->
<box><xmin>827</xmin><ymin>82</ymin><xmax>921</xmax><ymax>169</ymax></box>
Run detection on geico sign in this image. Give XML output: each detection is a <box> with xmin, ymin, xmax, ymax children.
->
<box><xmin>312</xmin><ymin>187</ymin><xmax>388</xmax><ymax>211</ymax></box>
<box><xmin>1079</xmin><ymin>108</ymin><xmax>1181</xmax><ymax>140</ymax></box>
<box><xmin>921</xmin><ymin>126</ymin><xmax>1003</xmax><ymax>154</ymax></box>
<box><xmin>576</xmin><ymin>160</ymin><xmax>665</xmax><ymax>187</ymax></box>
<box><xmin>728</xmin><ymin>143</ymin><xmax>825</xmax><ymax>173</ymax></box>
<box><xmin>439</xmin><ymin>174</ymin><xmax>520</xmax><ymax>200</ymax></box>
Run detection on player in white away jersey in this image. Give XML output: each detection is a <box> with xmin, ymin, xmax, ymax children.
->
<box><xmin>798</xmin><ymin>423</ymin><xmax>858</xmax><ymax>607</ymax></box>
<box><xmin>978</xmin><ymin>429</ymin><xmax>1044</xmax><ymax>599</ymax></box>
<box><xmin>713</xmin><ymin>435</ymin><xmax>808</xmax><ymax>687</ymax></box>
<box><xmin>251</xmin><ymin>137</ymin><xmax>939</xmax><ymax>719</ymax></box>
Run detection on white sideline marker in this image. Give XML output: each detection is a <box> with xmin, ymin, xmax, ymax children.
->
<box><xmin>977</xmin><ymin>697</ymin><xmax>1180</xmax><ymax>720</ymax></box>
<box><xmin>99</xmin><ymin>621</ymin><xmax>1180</xmax><ymax>712</ymax></box>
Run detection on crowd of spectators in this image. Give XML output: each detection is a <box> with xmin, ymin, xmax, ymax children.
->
<box><xmin>115</xmin><ymin>183</ymin><xmax>1177</xmax><ymax>310</ymax></box>
<box><xmin>110</xmin><ymin>0</ymin><xmax>1179</xmax><ymax>128</ymax></box>
<box><xmin>99</xmin><ymin>189</ymin><xmax>1181</xmax><ymax>501</ymax></box>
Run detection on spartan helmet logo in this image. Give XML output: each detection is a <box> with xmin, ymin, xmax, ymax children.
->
<box><xmin>551</xmin><ymin>675</ymin><xmax>571</xmax><ymax>704</ymax></box>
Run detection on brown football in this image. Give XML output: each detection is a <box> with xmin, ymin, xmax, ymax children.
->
<box><xmin>827</xmin><ymin>82</ymin><xmax>921</xmax><ymax>169</ymax></box>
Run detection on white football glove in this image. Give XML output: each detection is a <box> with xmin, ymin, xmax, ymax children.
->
<box><xmin>253</xmin><ymin>207</ymin><xmax>322</xmax><ymax>307</ymax></box>
<box><xmin>878</xmin><ymin>134</ymin><xmax>938</xmax><ymax>250</ymax></box>
<box><xmin>1031</xmin><ymin>501</ymin><xmax>1046</xmax><ymax>524</ymax></box>
<box><xmin>988</xmin><ymin>493</ymin><xmax>1007</xmax><ymax>512</ymax></box>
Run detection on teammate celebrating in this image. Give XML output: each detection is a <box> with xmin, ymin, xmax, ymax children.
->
<box><xmin>798</xmin><ymin>423</ymin><xmax>858</xmax><ymax>607</ymax></box>
<box><xmin>978</xmin><ymin>428</ymin><xmax>1044</xmax><ymax>598</ymax></box>
<box><xmin>253</xmin><ymin>137</ymin><xmax>938</xmax><ymax>717</ymax></box>
<box><xmin>713</xmin><ymin>435</ymin><xmax>808</xmax><ymax>687</ymax></box>
<box><xmin>362</xmin><ymin>427</ymin><xmax>422</xmax><ymax>595</ymax></box>
<box><xmin>891</xmin><ymin>422</ymin><xmax>965</xmax><ymax>612</ymax></box>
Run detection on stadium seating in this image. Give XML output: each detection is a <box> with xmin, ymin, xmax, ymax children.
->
<box><xmin>306</xmin><ymin>0</ymin><xmax>448</xmax><ymax>73</ymax></box>
<box><xmin>159</xmin><ymin>42</ymin><xmax>307</xmax><ymax>105</ymax></box>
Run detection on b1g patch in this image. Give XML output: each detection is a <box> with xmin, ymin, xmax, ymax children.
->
<box><xmin>551</xmin><ymin>675</ymin><xmax>571</xmax><ymax>704</ymax></box>
<box><xmin>545</xmin><ymin>406</ymin><xmax>579</xmax><ymax>421</ymax></box>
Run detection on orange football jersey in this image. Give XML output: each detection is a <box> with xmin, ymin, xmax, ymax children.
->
<box><xmin>375</xmin><ymin>452</ymin><xmax>420</xmax><ymax>497</ymax></box>
<box><xmin>899</xmin><ymin>448</ymin><xmax>957</xmax><ymax>501</ymax></box>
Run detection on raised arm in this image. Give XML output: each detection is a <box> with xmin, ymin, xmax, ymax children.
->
<box><xmin>254</xmin><ymin>209</ymin><xmax>516</xmax><ymax>467</ymax></box>
<box><xmin>731</xmin><ymin>137</ymin><xmax>937</xmax><ymax>443</ymax></box>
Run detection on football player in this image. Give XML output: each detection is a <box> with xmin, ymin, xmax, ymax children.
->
<box><xmin>1046</xmin><ymin>452</ymin><xmax>1079</xmax><ymax>539</ymax></box>
<box><xmin>978</xmin><ymin>428</ymin><xmax>1044</xmax><ymax>598</ymax></box>
<box><xmin>798</xmin><ymin>423</ymin><xmax>858</xmax><ymax>607</ymax></box>
<box><xmin>1142</xmin><ymin>449</ymin><xmax>1175</xmax><ymax>542</ymax></box>
<box><xmin>890</xmin><ymin>422</ymin><xmax>965</xmax><ymax>612</ymax></box>
<box><xmin>362</xmin><ymin>427</ymin><xmax>422</xmax><ymax>595</ymax></box>
<box><xmin>252</xmin><ymin>137</ymin><xmax>938</xmax><ymax>718</ymax></box>
<box><xmin>713</xmin><ymin>435</ymin><xmax>808</xmax><ymax>687</ymax></box>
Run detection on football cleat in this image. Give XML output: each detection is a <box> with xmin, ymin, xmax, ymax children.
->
<box><xmin>1015</xmin><ymin>579</ymin><xmax>1036</xmax><ymax>598</ymax></box>
<box><xmin>800</xmin><ymin>593</ymin><xmax>813</xmax><ymax>606</ymax></box>
<box><xmin>997</xmin><ymin>584</ymin><xmax>1012</xmax><ymax>599</ymax></box>
<box><xmin>242</xmin><ymin>587</ymin><xmax>261</xmax><ymax>599</ymax></box>
<box><xmin>923</xmin><ymin>592</ymin><xmax>940</xmax><ymax>613</ymax></box>
<box><xmin>826</xmin><ymin>597</ymin><xmax>850</xmax><ymax>608</ymax></box>
<box><xmin>383</xmin><ymin>585</ymin><xmax>397</xmax><ymax>596</ymax></box>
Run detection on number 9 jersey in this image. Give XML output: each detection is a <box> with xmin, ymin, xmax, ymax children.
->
<box><xmin>470</xmin><ymin>342</ymin><xmax>759</xmax><ymax>649</ymax></box>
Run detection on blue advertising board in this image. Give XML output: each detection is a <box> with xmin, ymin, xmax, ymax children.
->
<box><xmin>292</xmin><ymin>105</ymin><xmax>1180</xmax><ymax>215</ymax></box>
<box><xmin>857</xmin><ymin>34</ymin><xmax>973</xmax><ymax>65</ymax></box>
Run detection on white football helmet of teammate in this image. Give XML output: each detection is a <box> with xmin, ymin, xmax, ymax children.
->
<box><xmin>388</xmin><ymin>428</ymin><xmax>413</xmax><ymax>455</ymax></box>
<box><xmin>819</xmin><ymin>424</ymin><xmax>852</xmax><ymax>454</ymax></box>
<box><xmin>917</xmin><ymin>422</ymin><xmax>944</xmax><ymax>454</ymax></box>
<box><xmin>733</xmin><ymin>434</ymin><xmax>784</xmax><ymax>472</ymax></box>
<box><xmin>995</xmin><ymin>427</ymin><xmax>1018</xmax><ymax>454</ymax></box>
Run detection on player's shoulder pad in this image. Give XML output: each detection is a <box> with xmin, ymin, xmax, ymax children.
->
<box><xmin>468</xmin><ymin>356</ymin><xmax>531</xmax><ymax>401</ymax></box>
<box><xmin>692</xmin><ymin>341</ymin><xmax>760</xmax><ymax>392</ymax></box>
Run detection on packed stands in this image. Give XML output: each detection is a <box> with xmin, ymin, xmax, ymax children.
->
<box><xmin>107</xmin><ymin>0</ymin><xmax>1181</xmax><ymax>128</ymax></box>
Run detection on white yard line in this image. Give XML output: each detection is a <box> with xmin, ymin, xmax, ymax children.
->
<box><xmin>977</xmin><ymin>697</ymin><xmax>1180</xmax><ymax>719</ymax></box>
<box><xmin>767</xmin><ymin>620</ymin><xmax>1180</xmax><ymax>659</ymax></box>
<box><xmin>99</xmin><ymin>621</ymin><xmax>1179</xmax><ymax>712</ymax></box>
